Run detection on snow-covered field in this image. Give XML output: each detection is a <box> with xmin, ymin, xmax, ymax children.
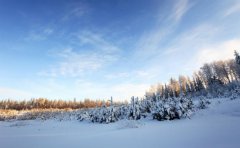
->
<box><xmin>0</xmin><ymin>98</ymin><xmax>240</xmax><ymax>148</ymax></box>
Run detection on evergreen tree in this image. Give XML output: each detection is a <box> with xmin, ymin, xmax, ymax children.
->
<box><xmin>185</xmin><ymin>82</ymin><xmax>191</xmax><ymax>96</ymax></box>
<box><xmin>164</xmin><ymin>84</ymin><xmax>168</xmax><ymax>99</ymax></box>
<box><xmin>128</xmin><ymin>97</ymin><xmax>141</xmax><ymax>120</ymax></box>
<box><xmin>234</xmin><ymin>50</ymin><xmax>240</xmax><ymax>65</ymax></box>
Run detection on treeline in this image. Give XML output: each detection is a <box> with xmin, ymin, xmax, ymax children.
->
<box><xmin>1</xmin><ymin>51</ymin><xmax>239</xmax><ymax>111</ymax></box>
<box><xmin>0</xmin><ymin>98</ymin><xmax>118</xmax><ymax>110</ymax></box>
<box><xmin>146</xmin><ymin>50</ymin><xmax>240</xmax><ymax>99</ymax></box>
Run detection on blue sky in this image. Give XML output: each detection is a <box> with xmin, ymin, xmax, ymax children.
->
<box><xmin>0</xmin><ymin>0</ymin><xmax>240</xmax><ymax>101</ymax></box>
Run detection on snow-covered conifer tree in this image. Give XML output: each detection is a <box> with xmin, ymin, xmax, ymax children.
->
<box><xmin>128</xmin><ymin>97</ymin><xmax>141</xmax><ymax>120</ymax></box>
<box><xmin>234</xmin><ymin>50</ymin><xmax>240</xmax><ymax>65</ymax></box>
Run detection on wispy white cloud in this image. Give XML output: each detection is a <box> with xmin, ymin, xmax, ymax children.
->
<box><xmin>40</xmin><ymin>48</ymin><xmax>117</xmax><ymax>77</ymax></box>
<box><xmin>171</xmin><ymin>0</ymin><xmax>193</xmax><ymax>22</ymax></box>
<box><xmin>134</xmin><ymin>27</ymin><xmax>172</xmax><ymax>59</ymax></box>
<box><xmin>158</xmin><ymin>23</ymin><xmax>232</xmax><ymax>73</ymax></box>
<box><xmin>77</xmin><ymin>31</ymin><xmax>120</xmax><ymax>53</ymax></box>
<box><xmin>121</xmin><ymin>0</ymin><xmax>194</xmax><ymax>83</ymax></box>
<box><xmin>27</xmin><ymin>78</ymin><xmax>149</xmax><ymax>100</ymax></box>
<box><xmin>162</xmin><ymin>23</ymin><xmax>240</xmax><ymax>73</ymax></box>
<box><xmin>224</xmin><ymin>1</ymin><xmax>240</xmax><ymax>17</ymax></box>
<box><xmin>134</xmin><ymin>0</ymin><xmax>194</xmax><ymax>60</ymax></box>
<box><xmin>74</xmin><ymin>80</ymin><xmax>150</xmax><ymax>100</ymax></box>
<box><xmin>25</xmin><ymin>27</ymin><xmax>54</xmax><ymax>41</ymax></box>
<box><xmin>73</xmin><ymin>83</ymin><xmax>147</xmax><ymax>101</ymax></box>
<box><xmin>62</xmin><ymin>2</ymin><xmax>90</xmax><ymax>21</ymax></box>
<box><xmin>0</xmin><ymin>87</ymin><xmax>32</xmax><ymax>99</ymax></box>
<box><xmin>105</xmin><ymin>72</ymin><xmax>130</xmax><ymax>79</ymax></box>
<box><xmin>43</xmin><ymin>28</ymin><xmax>54</xmax><ymax>35</ymax></box>
<box><xmin>195</xmin><ymin>39</ymin><xmax>240</xmax><ymax>66</ymax></box>
<box><xmin>40</xmin><ymin>31</ymin><xmax>121</xmax><ymax>77</ymax></box>
<box><xmin>105</xmin><ymin>70</ymin><xmax>157</xmax><ymax>80</ymax></box>
<box><xmin>134</xmin><ymin>20</ymin><xmax>236</xmax><ymax>80</ymax></box>
<box><xmin>163</xmin><ymin>24</ymin><xmax>221</xmax><ymax>55</ymax></box>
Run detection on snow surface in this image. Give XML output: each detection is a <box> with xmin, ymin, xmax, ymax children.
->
<box><xmin>0</xmin><ymin>98</ymin><xmax>240</xmax><ymax>148</ymax></box>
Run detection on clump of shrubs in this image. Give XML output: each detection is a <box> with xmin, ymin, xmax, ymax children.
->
<box><xmin>151</xmin><ymin>97</ymin><xmax>194</xmax><ymax>121</ymax></box>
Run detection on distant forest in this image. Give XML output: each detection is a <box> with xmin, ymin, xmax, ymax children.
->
<box><xmin>1</xmin><ymin>50</ymin><xmax>240</xmax><ymax>111</ymax></box>
<box><xmin>0</xmin><ymin>98</ymin><xmax>122</xmax><ymax>110</ymax></box>
<box><xmin>146</xmin><ymin>50</ymin><xmax>240</xmax><ymax>99</ymax></box>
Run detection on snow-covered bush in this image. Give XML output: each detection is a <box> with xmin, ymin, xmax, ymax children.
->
<box><xmin>139</xmin><ymin>99</ymin><xmax>152</xmax><ymax>114</ymax></box>
<box><xmin>128</xmin><ymin>97</ymin><xmax>141</xmax><ymax>120</ymax></box>
<box><xmin>229</xmin><ymin>87</ymin><xmax>240</xmax><ymax>100</ymax></box>
<box><xmin>151</xmin><ymin>97</ymin><xmax>193</xmax><ymax>121</ymax></box>
<box><xmin>197</xmin><ymin>97</ymin><xmax>210</xmax><ymax>109</ymax></box>
<box><xmin>77</xmin><ymin>111</ymin><xmax>90</xmax><ymax>121</ymax></box>
<box><xmin>117</xmin><ymin>105</ymin><xmax>129</xmax><ymax>119</ymax></box>
<box><xmin>151</xmin><ymin>100</ymin><xmax>165</xmax><ymax>121</ymax></box>
<box><xmin>87</xmin><ymin>105</ymin><xmax>119</xmax><ymax>123</ymax></box>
